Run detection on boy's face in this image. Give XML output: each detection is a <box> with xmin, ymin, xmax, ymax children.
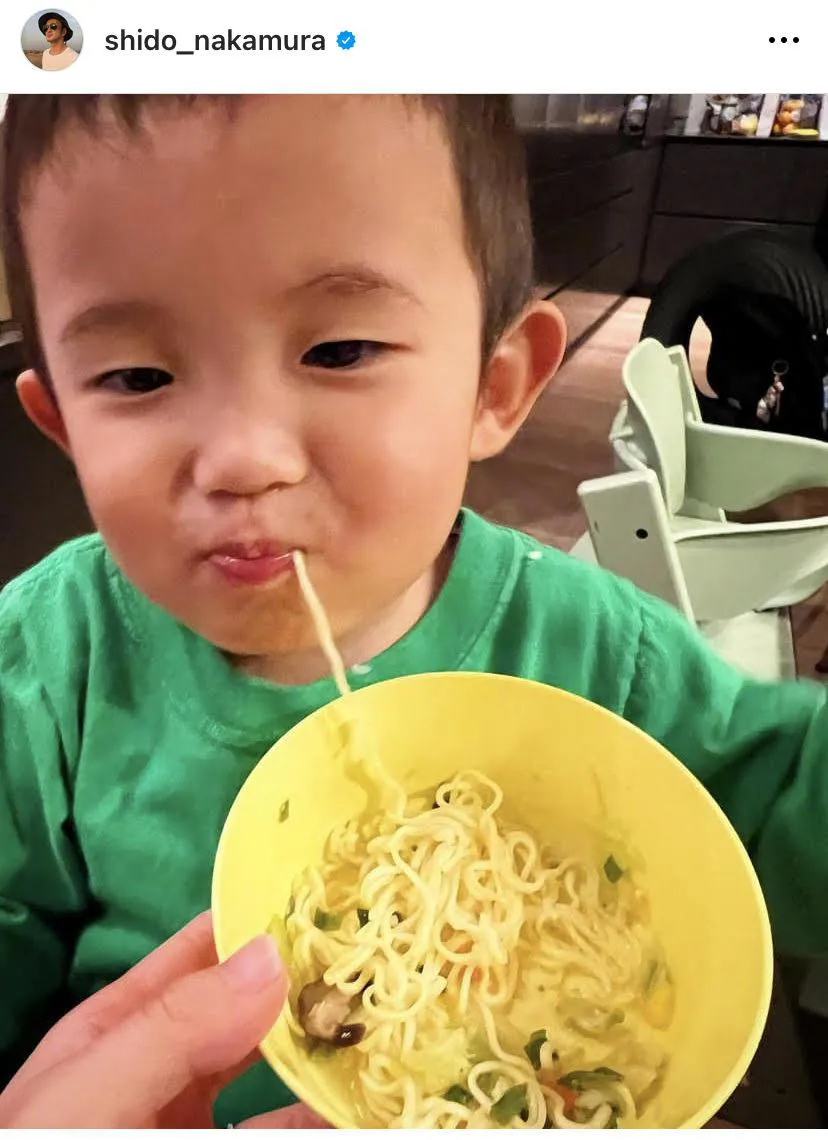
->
<box><xmin>20</xmin><ymin>96</ymin><xmax>559</xmax><ymax>679</ymax></box>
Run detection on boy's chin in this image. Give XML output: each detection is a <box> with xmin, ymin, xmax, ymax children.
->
<box><xmin>188</xmin><ymin>602</ymin><xmax>343</xmax><ymax>666</ymax></box>
<box><xmin>194</xmin><ymin>621</ymin><xmax>318</xmax><ymax>661</ymax></box>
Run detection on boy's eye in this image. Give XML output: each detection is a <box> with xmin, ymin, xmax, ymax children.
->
<box><xmin>302</xmin><ymin>340</ymin><xmax>383</xmax><ymax>370</ymax></box>
<box><xmin>96</xmin><ymin>368</ymin><xmax>174</xmax><ymax>394</ymax></box>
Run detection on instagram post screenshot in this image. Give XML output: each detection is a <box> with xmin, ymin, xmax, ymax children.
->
<box><xmin>0</xmin><ymin>0</ymin><xmax>826</xmax><ymax>1131</ymax></box>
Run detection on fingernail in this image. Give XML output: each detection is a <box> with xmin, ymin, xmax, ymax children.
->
<box><xmin>224</xmin><ymin>934</ymin><xmax>283</xmax><ymax>993</ymax></box>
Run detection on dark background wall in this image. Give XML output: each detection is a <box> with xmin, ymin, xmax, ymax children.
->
<box><xmin>0</xmin><ymin>376</ymin><xmax>90</xmax><ymax>586</ymax></box>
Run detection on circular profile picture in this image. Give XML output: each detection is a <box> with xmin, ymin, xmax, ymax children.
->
<box><xmin>22</xmin><ymin>9</ymin><xmax>83</xmax><ymax>71</ymax></box>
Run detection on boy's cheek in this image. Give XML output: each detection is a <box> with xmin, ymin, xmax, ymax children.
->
<box><xmin>67</xmin><ymin>432</ymin><xmax>170</xmax><ymax>516</ymax></box>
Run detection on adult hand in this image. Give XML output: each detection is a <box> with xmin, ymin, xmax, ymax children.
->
<box><xmin>0</xmin><ymin>911</ymin><xmax>328</xmax><ymax>1128</ymax></box>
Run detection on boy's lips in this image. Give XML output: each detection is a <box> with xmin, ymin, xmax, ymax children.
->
<box><xmin>205</xmin><ymin>542</ymin><xmax>297</xmax><ymax>586</ymax></box>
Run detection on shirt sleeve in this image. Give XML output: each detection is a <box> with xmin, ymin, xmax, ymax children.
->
<box><xmin>624</xmin><ymin>590</ymin><xmax>828</xmax><ymax>958</ymax></box>
<box><xmin>0</xmin><ymin>586</ymin><xmax>91</xmax><ymax>1084</ymax></box>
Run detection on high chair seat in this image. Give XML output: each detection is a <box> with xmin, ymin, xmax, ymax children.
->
<box><xmin>577</xmin><ymin>339</ymin><xmax>828</xmax><ymax>623</ymax></box>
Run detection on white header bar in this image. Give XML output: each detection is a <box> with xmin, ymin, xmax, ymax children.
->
<box><xmin>2</xmin><ymin>0</ymin><xmax>824</xmax><ymax>93</ymax></box>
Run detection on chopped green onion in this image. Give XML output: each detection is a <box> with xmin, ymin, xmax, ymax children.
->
<box><xmin>524</xmin><ymin>1028</ymin><xmax>547</xmax><ymax>1069</ymax></box>
<box><xmin>491</xmin><ymin>1084</ymin><xmax>529</xmax><ymax>1125</ymax></box>
<box><xmin>357</xmin><ymin>907</ymin><xmax>370</xmax><ymax>927</ymax></box>
<box><xmin>478</xmin><ymin>1071</ymin><xmax>497</xmax><ymax>1096</ymax></box>
<box><xmin>444</xmin><ymin>1085</ymin><xmax>475</xmax><ymax>1107</ymax></box>
<box><xmin>559</xmin><ymin>1068</ymin><xmax>622</xmax><ymax>1091</ymax></box>
<box><xmin>603</xmin><ymin>854</ymin><xmax>624</xmax><ymax>883</ymax></box>
<box><xmin>558</xmin><ymin>1072</ymin><xmax>584</xmax><ymax>1092</ymax></box>
<box><xmin>278</xmin><ymin>799</ymin><xmax>290</xmax><ymax>823</ymax></box>
<box><xmin>312</xmin><ymin>909</ymin><xmax>342</xmax><ymax>932</ymax></box>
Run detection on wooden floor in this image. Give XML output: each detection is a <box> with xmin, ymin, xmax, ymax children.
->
<box><xmin>464</xmin><ymin>296</ymin><xmax>828</xmax><ymax>683</ymax></box>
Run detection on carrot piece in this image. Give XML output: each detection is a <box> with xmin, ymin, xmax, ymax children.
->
<box><xmin>538</xmin><ymin>1072</ymin><xmax>579</xmax><ymax>1117</ymax></box>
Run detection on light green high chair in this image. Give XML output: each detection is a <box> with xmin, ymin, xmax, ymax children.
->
<box><xmin>575</xmin><ymin>338</ymin><xmax>828</xmax><ymax>626</ymax></box>
<box><xmin>574</xmin><ymin>336</ymin><xmax>828</xmax><ymax>1024</ymax></box>
<box><xmin>609</xmin><ymin>343</ymin><xmax>726</xmax><ymax>525</ymax></box>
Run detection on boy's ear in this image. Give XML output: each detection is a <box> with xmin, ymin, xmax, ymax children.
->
<box><xmin>470</xmin><ymin>299</ymin><xmax>566</xmax><ymax>461</ymax></box>
<box><xmin>16</xmin><ymin>370</ymin><xmax>73</xmax><ymax>458</ymax></box>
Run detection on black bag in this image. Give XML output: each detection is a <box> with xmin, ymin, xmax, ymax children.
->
<box><xmin>642</xmin><ymin>230</ymin><xmax>828</xmax><ymax>440</ymax></box>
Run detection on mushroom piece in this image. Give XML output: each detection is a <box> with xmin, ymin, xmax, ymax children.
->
<box><xmin>296</xmin><ymin>979</ymin><xmax>366</xmax><ymax>1047</ymax></box>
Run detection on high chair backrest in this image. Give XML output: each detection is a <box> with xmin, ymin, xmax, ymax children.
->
<box><xmin>667</xmin><ymin>344</ymin><xmax>704</xmax><ymax>425</ymax></box>
<box><xmin>665</xmin><ymin>345</ymin><xmax>727</xmax><ymax>523</ymax></box>
<box><xmin>622</xmin><ymin>339</ymin><xmax>688</xmax><ymax>516</ymax></box>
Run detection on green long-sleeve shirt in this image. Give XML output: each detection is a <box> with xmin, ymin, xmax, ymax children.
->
<box><xmin>2</xmin><ymin>508</ymin><xmax>827</xmax><ymax>1123</ymax></box>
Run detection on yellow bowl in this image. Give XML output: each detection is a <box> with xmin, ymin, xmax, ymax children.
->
<box><xmin>212</xmin><ymin>672</ymin><xmax>772</xmax><ymax>1129</ymax></box>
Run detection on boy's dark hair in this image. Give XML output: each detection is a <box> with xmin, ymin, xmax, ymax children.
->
<box><xmin>37</xmin><ymin>12</ymin><xmax>74</xmax><ymax>41</ymax></box>
<box><xmin>0</xmin><ymin>95</ymin><xmax>534</xmax><ymax>384</ymax></box>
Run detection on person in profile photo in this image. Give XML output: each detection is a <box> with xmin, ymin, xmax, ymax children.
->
<box><xmin>39</xmin><ymin>11</ymin><xmax>78</xmax><ymax>70</ymax></box>
<box><xmin>30</xmin><ymin>11</ymin><xmax>80</xmax><ymax>70</ymax></box>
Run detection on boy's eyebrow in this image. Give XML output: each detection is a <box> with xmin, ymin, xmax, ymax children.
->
<box><xmin>295</xmin><ymin>266</ymin><xmax>423</xmax><ymax>308</ymax></box>
<box><xmin>58</xmin><ymin>300</ymin><xmax>167</xmax><ymax>345</ymax></box>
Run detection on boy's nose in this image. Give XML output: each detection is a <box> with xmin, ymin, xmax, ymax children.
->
<box><xmin>191</xmin><ymin>416</ymin><xmax>309</xmax><ymax>499</ymax></box>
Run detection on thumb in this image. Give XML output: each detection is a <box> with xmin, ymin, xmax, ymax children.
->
<box><xmin>19</xmin><ymin>934</ymin><xmax>287</xmax><ymax>1128</ymax></box>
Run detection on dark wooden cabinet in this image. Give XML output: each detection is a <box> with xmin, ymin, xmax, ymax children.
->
<box><xmin>523</xmin><ymin>130</ymin><xmax>661</xmax><ymax>350</ymax></box>
<box><xmin>641</xmin><ymin>137</ymin><xmax>828</xmax><ymax>290</ymax></box>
